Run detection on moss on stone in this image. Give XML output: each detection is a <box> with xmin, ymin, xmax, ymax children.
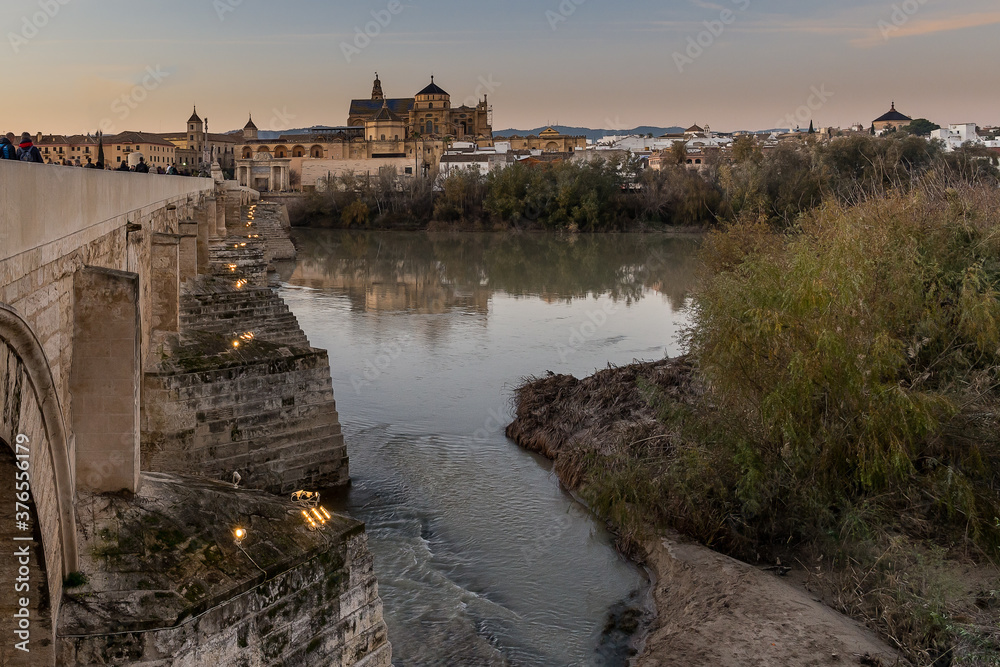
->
<box><xmin>64</xmin><ymin>571</ymin><xmax>88</xmax><ymax>588</ymax></box>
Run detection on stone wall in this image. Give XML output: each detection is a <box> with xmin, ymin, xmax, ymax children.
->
<box><xmin>300</xmin><ymin>157</ymin><xmax>413</xmax><ymax>190</ymax></box>
<box><xmin>0</xmin><ymin>180</ymin><xmax>211</xmax><ymax>423</ymax></box>
<box><xmin>142</xmin><ymin>348</ymin><xmax>348</xmax><ymax>493</ymax></box>
<box><xmin>249</xmin><ymin>203</ymin><xmax>296</xmax><ymax>263</ymax></box>
<box><xmin>141</xmin><ymin>197</ymin><xmax>350</xmax><ymax>494</ymax></box>
<box><xmin>58</xmin><ymin>473</ymin><xmax>391</xmax><ymax>666</ymax></box>
<box><xmin>0</xmin><ymin>171</ymin><xmax>215</xmax><ymax>661</ymax></box>
<box><xmin>2</xmin><ymin>169</ymin><xmax>380</xmax><ymax>664</ymax></box>
<box><xmin>70</xmin><ymin>268</ymin><xmax>141</xmax><ymax>494</ymax></box>
<box><xmin>0</xmin><ymin>161</ymin><xmax>214</xmax><ymax>259</ymax></box>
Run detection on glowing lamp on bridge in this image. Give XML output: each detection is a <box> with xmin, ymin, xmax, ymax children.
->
<box><xmin>234</xmin><ymin>527</ymin><xmax>246</xmax><ymax>544</ymax></box>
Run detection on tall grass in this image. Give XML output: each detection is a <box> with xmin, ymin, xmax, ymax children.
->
<box><xmin>686</xmin><ymin>183</ymin><xmax>1000</xmax><ymax>557</ymax></box>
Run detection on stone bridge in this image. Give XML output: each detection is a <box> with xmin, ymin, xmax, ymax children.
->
<box><xmin>0</xmin><ymin>161</ymin><xmax>385</xmax><ymax>667</ymax></box>
<box><xmin>0</xmin><ymin>162</ymin><xmax>238</xmax><ymax>663</ymax></box>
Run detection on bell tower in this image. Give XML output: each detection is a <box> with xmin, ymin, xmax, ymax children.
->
<box><xmin>187</xmin><ymin>106</ymin><xmax>204</xmax><ymax>152</ymax></box>
<box><xmin>372</xmin><ymin>73</ymin><xmax>384</xmax><ymax>101</ymax></box>
<box><xmin>243</xmin><ymin>114</ymin><xmax>258</xmax><ymax>141</ymax></box>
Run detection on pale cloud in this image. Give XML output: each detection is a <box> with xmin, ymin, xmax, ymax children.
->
<box><xmin>640</xmin><ymin>18</ymin><xmax>861</xmax><ymax>36</ymax></box>
<box><xmin>686</xmin><ymin>0</ymin><xmax>727</xmax><ymax>11</ymax></box>
<box><xmin>853</xmin><ymin>10</ymin><xmax>1000</xmax><ymax>47</ymax></box>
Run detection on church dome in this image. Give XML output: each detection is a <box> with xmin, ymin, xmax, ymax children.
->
<box><xmin>416</xmin><ymin>77</ymin><xmax>449</xmax><ymax>98</ymax></box>
<box><xmin>874</xmin><ymin>102</ymin><xmax>911</xmax><ymax>123</ymax></box>
<box><xmin>372</xmin><ymin>103</ymin><xmax>402</xmax><ymax>123</ymax></box>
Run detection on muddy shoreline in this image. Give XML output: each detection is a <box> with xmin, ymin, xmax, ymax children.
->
<box><xmin>506</xmin><ymin>358</ymin><xmax>910</xmax><ymax>666</ymax></box>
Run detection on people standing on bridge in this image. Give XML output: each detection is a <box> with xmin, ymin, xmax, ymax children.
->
<box><xmin>83</xmin><ymin>157</ymin><xmax>96</xmax><ymax>169</ymax></box>
<box><xmin>117</xmin><ymin>159</ymin><xmax>130</xmax><ymax>172</ymax></box>
<box><xmin>133</xmin><ymin>157</ymin><xmax>150</xmax><ymax>173</ymax></box>
<box><xmin>0</xmin><ymin>134</ymin><xmax>17</xmax><ymax>160</ymax></box>
<box><xmin>16</xmin><ymin>133</ymin><xmax>43</xmax><ymax>163</ymax></box>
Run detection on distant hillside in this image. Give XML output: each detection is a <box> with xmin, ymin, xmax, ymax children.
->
<box><xmin>493</xmin><ymin>126</ymin><xmax>685</xmax><ymax>141</ymax></box>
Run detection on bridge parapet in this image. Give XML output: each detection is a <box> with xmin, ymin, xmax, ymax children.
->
<box><xmin>0</xmin><ymin>161</ymin><xmax>215</xmax><ymax>262</ymax></box>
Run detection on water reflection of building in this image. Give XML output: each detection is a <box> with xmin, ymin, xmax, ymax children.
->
<box><xmin>286</xmin><ymin>231</ymin><xmax>701</xmax><ymax>319</ymax></box>
<box><xmin>289</xmin><ymin>262</ymin><xmax>491</xmax><ymax>315</ymax></box>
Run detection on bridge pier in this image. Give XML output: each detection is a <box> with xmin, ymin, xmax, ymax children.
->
<box><xmin>177</xmin><ymin>222</ymin><xmax>199</xmax><ymax>285</ymax></box>
<box><xmin>190</xmin><ymin>216</ymin><xmax>211</xmax><ymax>274</ymax></box>
<box><xmin>215</xmin><ymin>195</ymin><xmax>227</xmax><ymax>238</ymax></box>
<box><xmin>70</xmin><ymin>268</ymin><xmax>141</xmax><ymax>494</ymax></box>
<box><xmin>150</xmin><ymin>234</ymin><xmax>181</xmax><ymax>334</ymax></box>
<box><xmin>201</xmin><ymin>197</ymin><xmax>219</xmax><ymax>241</ymax></box>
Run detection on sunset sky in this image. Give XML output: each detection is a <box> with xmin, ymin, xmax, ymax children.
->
<box><xmin>2</xmin><ymin>0</ymin><xmax>998</xmax><ymax>135</ymax></box>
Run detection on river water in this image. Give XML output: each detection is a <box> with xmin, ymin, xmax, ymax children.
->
<box><xmin>277</xmin><ymin>230</ymin><xmax>699</xmax><ymax>666</ymax></box>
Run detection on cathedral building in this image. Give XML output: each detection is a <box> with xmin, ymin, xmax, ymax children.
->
<box><xmin>234</xmin><ymin>74</ymin><xmax>495</xmax><ymax>191</ymax></box>
<box><xmin>348</xmin><ymin>74</ymin><xmax>493</xmax><ymax>143</ymax></box>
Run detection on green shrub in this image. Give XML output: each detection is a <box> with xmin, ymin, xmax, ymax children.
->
<box><xmin>685</xmin><ymin>185</ymin><xmax>1000</xmax><ymax>555</ymax></box>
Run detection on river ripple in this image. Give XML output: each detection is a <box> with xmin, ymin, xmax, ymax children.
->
<box><xmin>278</xmin><ymin>230</ymin><xmax>699</xmax><ymax>666</ymax></box>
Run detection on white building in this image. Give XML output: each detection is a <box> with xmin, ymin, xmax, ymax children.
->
<box><xmin>438</xmin><ymin>146</ymin><xmax>516</xmax><ymax>177</ymax></box>
<box><xmin>596</xmin><ymin>135</ymin><xmax>658</xmax><ymax>152</ymax></box>
<box><xmin>930</xmin><ymin>123</ymin><xmax>981</xmax><ymax>151</ymax></box>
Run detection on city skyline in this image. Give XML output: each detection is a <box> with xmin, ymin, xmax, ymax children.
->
<box><xmin>2</xmin><ymin>0</ymin><xmax>999</xmax><ymax>135</ymax></box>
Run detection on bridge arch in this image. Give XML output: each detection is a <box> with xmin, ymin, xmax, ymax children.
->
<box><xmin>0</xmin><ymin>305</ymin><xmax>79</xmax><ymax>626</ymax></box>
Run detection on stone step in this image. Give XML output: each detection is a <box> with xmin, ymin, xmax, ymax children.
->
<box><xmin>180</xmin><ymin>303</ymin><xmax>293</xmax><ymax>320</ymax></box>
<box><xmin>179</xmin><ymin>309</ymin><xmax>297</xmax><ymax>327</ymax></box>
<box><xmin>153</xmin><ymin>368</ymin><xmax>335</xmax><ymax>406</ymax></box>
<box><xmin>142</xmin><ymin>201</ymin><xmax>348</xmax><ymax>495</ymax></box>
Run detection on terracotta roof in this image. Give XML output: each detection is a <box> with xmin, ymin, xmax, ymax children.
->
<box><xmin>37</xmin><ymin>134</ymin><xmax>98</xmax><ymax>146</ymax></box>
<box><xmin>108</xmin><ymin>131</ymin><xmax>176</xmax><ymax>147</ymax></box>
<box><xmin>207</xmin><ymin>133</ymin><xmax>238</xmax><ymax>143</ymax></box>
